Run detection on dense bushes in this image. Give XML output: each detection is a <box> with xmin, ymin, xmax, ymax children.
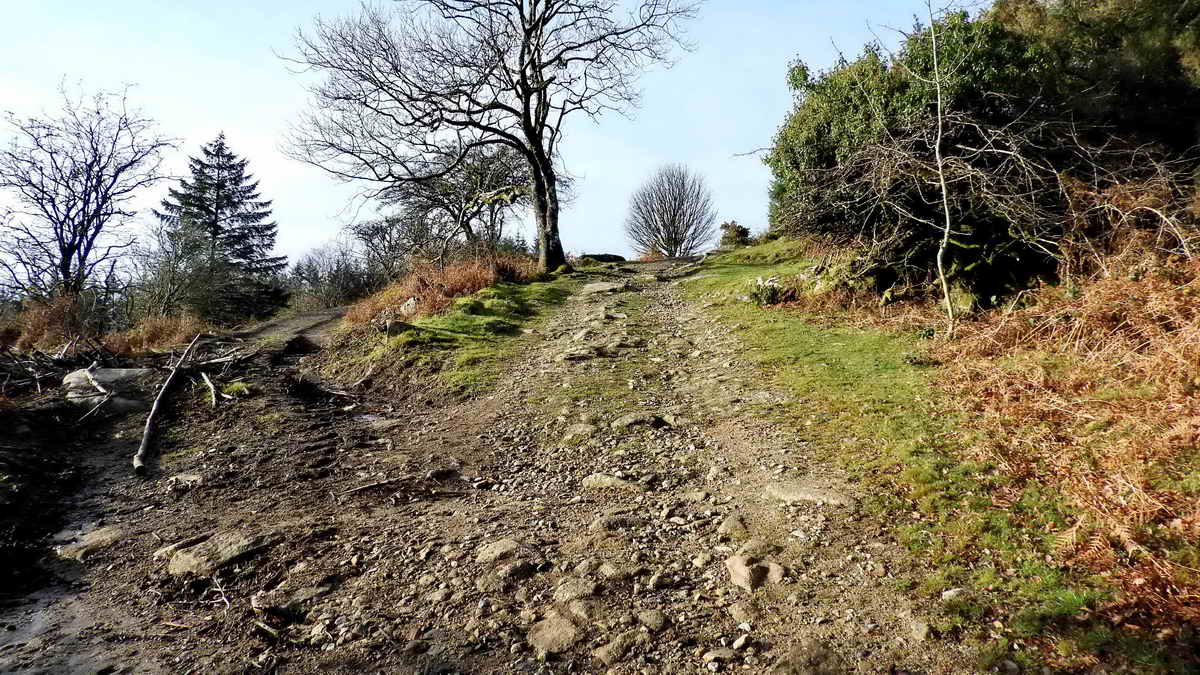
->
<box><xmin>766</xmin><ymin>6</ymin><xmax>1200</xmax><ymax>306</ymax></box>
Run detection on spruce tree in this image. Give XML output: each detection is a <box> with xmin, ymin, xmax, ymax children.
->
<box><xmin>154</xmin><ymin>133</ymin><xmax>288</xmax><ymax>321</ymax></box>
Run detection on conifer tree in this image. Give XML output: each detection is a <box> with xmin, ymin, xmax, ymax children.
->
<box><xmin>153</xmin><ymin>133</ymin><xmax>288</xmax><ymax>320</ymax></box>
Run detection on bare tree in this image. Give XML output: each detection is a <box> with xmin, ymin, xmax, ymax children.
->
<box><xmin>624</xmin><ymin>164</ymin><xmax>717</xmax><ymax>258</ymax></box>
<box><xmin>286</xmin><ymin>0</ymin><xmax>698</xmax><ymax>273</ymax></box>
<box><xmin>0</xmin><ymin>87</ymin><xmax>173</xmax><ymax>298</ymax></box>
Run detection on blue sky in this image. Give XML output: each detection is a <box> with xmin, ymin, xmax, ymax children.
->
<box><xmin>0</xmin><ymin>1</ymin><xmax>929</xmax><ymax>260</ymax></box>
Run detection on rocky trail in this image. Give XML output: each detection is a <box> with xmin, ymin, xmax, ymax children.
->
<box><xmin>0</xmin><ymin>262</ymin><xmax>974</xmax><ymax>674</ymax></box>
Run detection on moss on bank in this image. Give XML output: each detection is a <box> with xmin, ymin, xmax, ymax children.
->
<box><xmin>679</xmin><ymin>243</ymin><xmax>1181</xmax><ymax>672</ymax></box>
<box><xmin>322</xmin><ymin>276</ymin><xmax>578</xmax><ymax>396</ymax></box>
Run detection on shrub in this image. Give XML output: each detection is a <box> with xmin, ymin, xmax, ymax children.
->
<box><xmin>8</xmin><ymin>295</ymin><xmax>104</xmax><ymax>352</ymax></box>
<box><xmin>719</xmin><ymin>221</ymin><xmax>751</xmax><ymax>248</ymax></box>
<box><xmin>766</xmin><ymin>9</ymin><xmax>1200</xmax><ymax>305</ymax></box>
<box><xmin>748</xmin><ymin>276</ymin><xmax>784</xmax><ymax>306</ymax></box>
<box><xmin>941</xmin><ymin>252</ymin><xmax>1200</xmax><ymax>631</ymax></box>
<box><xmin>104</xmin><ymin>314</ymin><xmax>208</xmax><ymax>354</ymax></box>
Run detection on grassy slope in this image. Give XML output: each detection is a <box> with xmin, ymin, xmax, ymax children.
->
<box><xmin>680</xmin><ymin>242</ymin><xmax>1173</xmax><ymax>672</ymax></box>
<box><xmin>325</xmin><ymin>275</ymin><xmax>578</xmax><ymax>395</ymax></box>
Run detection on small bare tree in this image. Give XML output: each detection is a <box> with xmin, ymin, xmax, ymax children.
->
<box><xmin>625</xmin><ymin>164</ymin><xmax>718</xmax><ymax>258</ymax></box>
<box><xmin>287</xmin><ymin>0</ymin><xmax>698</xmax><ymax>273</ymax></box>
<box><xmin>0</xmin><ymin>87</ymin><xmax>173</xmax><ymax>298</ymax></box>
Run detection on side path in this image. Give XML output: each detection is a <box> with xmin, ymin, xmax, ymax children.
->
<box><xmin>0</xmin><ymin>264</ymin><xmax>972</xmax><ymax>674</ymax></box>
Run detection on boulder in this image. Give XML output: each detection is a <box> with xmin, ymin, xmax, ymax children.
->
<box><xmin>580</xmin><ymin>254</ymin><xmax>627</xmax><ymax>263</ymax></box>
<box><xmin>62</xmin><ymin>367</ymin><xmax>154</xmax><ymax>415</ymax></box>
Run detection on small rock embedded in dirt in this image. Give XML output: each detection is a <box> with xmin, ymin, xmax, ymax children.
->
<box><xmin>728</xmin><ymin>602</ymin><xmax>757</xmax><ymax>624</ymax></box>
<box><xmin>704</xmin><ymin>647</ymin><xmax>738</xmax><ymax>663</ymax></box>
<box><xmin>58</xmin><ymin>526</ymin><xmax>124</xmax><ymax>562</ymax></box>
<box><xmin>725</xmin><ymin>555</ymin><xmax>768</xmax><ymax>591</ymax></box>
<box><xmin>476</xmin><ymin>538</ymin><xmax>522</xmax><ymax>563</ymax></box>
<box><xmin>498</xmin><ymin>560</ymin><xmax>537</xmax><ymax>580</ymax></box>
<box><xmin>765</xmin><ymin>482</ymin><xmax>857</xmax><ymax>507</ymax></box>
<box><xmin>598</xmin><ymin>562</ymin><xmax>635</xmax><ymax>580</ymax></box>
<box><xmin>581</xmin><ymin>473</ymin><xmax>644</xmax><ymax>492</ymax></box>
<box><xmin>610</xmin><ymin>411</ymin><xmax>669</xmax><ymax>431</ymax></box>
<box><xmin>910</xmin><ymin>619</ymin><xmax>932</xmax><ymax>642</ymax></box>
<box><xmin>166</xmin><ymin>473</ymin><xmax>203</xmax><ymax>492</ymax></box>
<box><xmin>637</xmin><ymin>609</ymin><xmax>668</xmax><ymax>632</ymax></box>
<box><xmin>553</xmin><ymin>578</ymin><xmax>598</xmax><ymax>603</ymax></box>
<box><xmin>717</xmin><ymin>513</ymin><xmax>750</xmax><ymax>540</ymax></box>
<box><xmin>61</xmin><ymin>368</ymin><xmax>152</xmax><ymax>416</ymax></box>
<box><xmin>594</xmin><ymin>629</ymin><xmax>642</xmax><ymax>665</ymax></box>
<box><xmin>771</xmin><ymin>638</ymin><xmax>848</xmax><ymax>674</ymax></box>
<box><xmin>527</xmin><ymin>609</ymin><xmax>582</xmax><ymax>655</ymax></box>
<box><xmin>941</xmin><ymin>587</ymin><xmax>965</xmax><ymax>601</ymax></box>
<box><xmin>589</xmin><ymin>514</ymin><xmax>644</xmax><ymax>532</ymax></box>
<box><xmin>562</xmin><ymin>423</ymin><xmax>598</xmax><ymax>443</ymax></box>
<box><xmin>566</xmin><ymin>598</ymin><xmax>604</xmax><ymax>622</ymax></box>
<box><xmin>167</xmin><ymin>530</ymin><xmax>280</xmax><ymax>576</ymax></box>
<box><xmin>725</xmin><ymin>556</ymin><xmax>787</xmax><ymax>591</ymax></box>
<box><xmin>580</xmin><ymin>281</ymin><xmax>627</xmax><ymax>295</ymax></box>
<box><xmin>737</xmin><ymin>538</ymin><xmax>780</xmax><ymax>557</ymax></box>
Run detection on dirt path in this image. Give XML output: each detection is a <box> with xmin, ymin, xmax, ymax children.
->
<box><xmin>0</xmin><ymin>264</ymin><xmax>974</xmax><ymax>674</ymax></box>
<box><xmin>230</xmin><ymin>306</ymin><xmax>348</xmax><ymax>346</ymax></box>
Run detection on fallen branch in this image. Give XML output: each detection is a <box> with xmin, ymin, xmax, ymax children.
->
<box><xmin>200</xmin><ymin>372</ymin><xmax>218</xmax><ymax>409</ymax></box>
<box><xmin>133</xmin><ymin>334</ymin><xmax>203</xmax><ymax>475</ymax></box>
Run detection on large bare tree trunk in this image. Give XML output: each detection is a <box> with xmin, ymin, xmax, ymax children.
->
<box><xmin>534</xmin><ymin>166</ymin><xmax>567</xmax><ymax>272</ymax></box>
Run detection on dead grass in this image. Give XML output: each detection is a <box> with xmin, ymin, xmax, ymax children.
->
<box><xmin>104</xmin><ymin>314</ymin><xmax>209</xmax><ymax>354</ymax></box>
<box><xmin>941</xmin><ymin>251</ymin><xmax>1200</xmax><ymax>635</ymax></box>
<box><xmin>2</xmin><ymin>295</ymin><xmax>102</xmax><ymax>352</ymax></box>
<box><xmin>343</xmin><ymin>255</ymin><xmax>539</xmax><ymax>328</ymax></box>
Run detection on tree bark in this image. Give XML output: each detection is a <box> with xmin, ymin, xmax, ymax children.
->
<box><xmin>533</xmin><ymin>164</ymin><xmax>567</xmax><ymax>272</ymax></box>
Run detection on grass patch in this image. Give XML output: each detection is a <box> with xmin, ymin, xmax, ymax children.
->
<box><xmin>325</xmin><ymin>275</ymin><xmax>578</xmax><ymax>395</ymax></box>
<box><xmin>680</xmin><ymin>242</ymin><xmax>1183</xmax><ymax>671</ymax></box>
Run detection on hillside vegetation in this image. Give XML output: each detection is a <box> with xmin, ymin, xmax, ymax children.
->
<box><xmin>727</xmin><ymin>0</ymin><xmax>1200</xmax><ymax>667</ymax></box>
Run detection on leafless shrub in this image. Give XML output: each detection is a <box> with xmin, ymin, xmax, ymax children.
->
<box><xmin>624</xmin><ymin>164</ymin><xmax>717</xmax><ymax>258</ymax></box>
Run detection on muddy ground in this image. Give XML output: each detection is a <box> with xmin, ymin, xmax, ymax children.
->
<box><xmin>1</xmin><ymin>262</ymin><xmax>983</xmax><ymax>674</ymax></box>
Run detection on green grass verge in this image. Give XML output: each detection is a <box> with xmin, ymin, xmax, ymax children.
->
<box><xmin>679</xmin><ymin>244</ymin><xmax>1176</xmax><ymax>672</ymax></box>
<box><xmin>328</xmin><ymin>276</ymin><xmax>578</xmax><ymax>395</ymax></box>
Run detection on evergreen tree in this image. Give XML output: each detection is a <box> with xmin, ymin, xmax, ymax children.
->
<box><xmin>153</xmin><ymin>133</ymin><xmax>288</xmax><ymax>321</ymax></box>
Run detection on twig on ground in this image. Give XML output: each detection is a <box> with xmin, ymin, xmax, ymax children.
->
<box><xmin>200</xmin><ymin>372</ymin><xmax>218</xmax><ymax>409</ymax></box>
